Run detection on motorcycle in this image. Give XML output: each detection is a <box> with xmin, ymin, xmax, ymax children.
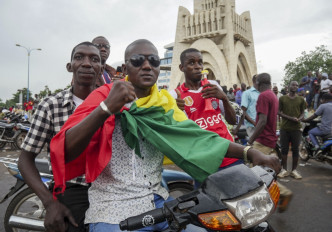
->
<box><xmin>299</xmin><ymin>120</ymin><xmax>332</xmax><ymax>165</ymax></box>
<box><xmin>0</xmin><ymin>157</ymin><xmax>194</xmax><ymax>232</ymax></box>
<box><xmin>0</xmin><ymin>157</ymin><xmax>51</xmax><ymax>232</ymax></box>
<box><xmin>0</xmin><ymin>112</ymin><xmax>30</xmax><ymax>124</ymax></box>
<box><xmin>120</xmin><ymin>164</ymin><xmax>279</xmax><ymax>232</ymax></box>
<box><xmin>0</xmin><ymin>121</ymin><xmax>30</xmax><ymax>150</ymax></box>
<box><xmin>161</xmin><ymin>169</ymin><xmax>194</xmax><ymax>199</ymax></box>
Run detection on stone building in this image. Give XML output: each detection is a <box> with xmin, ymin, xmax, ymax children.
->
<box><xmin>169</xmin><ymin>0</ymin><xmax>257</xmax><ymax>89</ymax></box>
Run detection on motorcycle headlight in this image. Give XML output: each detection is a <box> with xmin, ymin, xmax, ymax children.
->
<box><xmin>224</xmin><ymin>185</ymin><xmax>274</xmax><ymax>229</ymax></box>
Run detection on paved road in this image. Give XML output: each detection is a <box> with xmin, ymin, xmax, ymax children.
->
<box><xmin>0</xmin><ymin>148</ymin><xmax>331</xmax><ymax>232</ymax></box>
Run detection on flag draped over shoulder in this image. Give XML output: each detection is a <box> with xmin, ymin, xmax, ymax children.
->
<box><xmin>50</xmin><ymin>81</ymin><xmax>230</xmax><ymax>196</ymax></box>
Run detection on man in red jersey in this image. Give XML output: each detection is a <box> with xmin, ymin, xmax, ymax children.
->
<box><xmin>170</xmin><ymin>48</ymin><xmax>240</xmax><ymax>170</ymax></box>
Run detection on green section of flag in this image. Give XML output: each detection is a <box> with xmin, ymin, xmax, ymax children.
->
<box><xmin>120</xmin><ymin>105</ymin><xmax>230</xmax><ymax>183</ymax></box>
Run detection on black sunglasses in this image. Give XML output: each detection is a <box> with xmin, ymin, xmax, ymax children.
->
<box><xmin>127</xmin><ymin>54</ymin><xmax>160</xmax><ymax>68</ymax></box>
<box><xmin>93</xmin><ymin>43</ymin><xmax>110</xmax><ymax>49</ymax></box>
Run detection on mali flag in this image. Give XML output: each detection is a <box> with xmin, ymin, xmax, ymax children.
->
<box><xmin>50</xmin><ymin>81</ymin><xmax>230</xmax><ymax>196</ymax></box>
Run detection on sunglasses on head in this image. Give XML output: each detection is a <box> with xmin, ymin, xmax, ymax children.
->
<box><xmin>93</xmin><ymin>43</ymin><xmax>110</xmax><ymax>49</ymax></box>
<box><xmin>128</xmin><ymin>54</ymin><xmax>160</xmax><ymax>68</ymax></box>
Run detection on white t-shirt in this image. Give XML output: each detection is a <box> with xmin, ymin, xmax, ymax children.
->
<box><xmin>73</xmin><ymin>95</ymin><xmax>84</xmax><ymax>109</ymax></box>
<box><xmin>320</xmin><ymin>79</ymin><xmax>332</xmax><ymax>92</ymax></box>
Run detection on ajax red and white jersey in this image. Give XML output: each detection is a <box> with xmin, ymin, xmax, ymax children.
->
<box><xmin>175</xmin><ymin>82</ymin><xmax>233</xmax><ymax>142</ymax></box>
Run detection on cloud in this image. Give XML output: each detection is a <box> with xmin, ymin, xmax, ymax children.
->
<box><xmin>1</xmin><ymin>0</ymin><xmax>331</xmax><ymax>101</ymax></box>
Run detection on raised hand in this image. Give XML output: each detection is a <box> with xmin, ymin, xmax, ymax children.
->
<box><xmin>104</xmin><ymin>81</ymin><xmax>136</xmax><ymax>114</ymax></box>
<box><xmin>201</xmin><ymin>83</ymin><xmax>227</xmax><ymax>100</ymax></box>
<box><xmin>175</xmin><ymin>89</ymin><xmax>185</xmax><ymax>111</ymax></box>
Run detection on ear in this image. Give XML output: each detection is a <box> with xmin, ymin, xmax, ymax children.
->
<box><xmin>179</xmin><ymin>63</ymin><xmax>184</xmax><ymax>72</ymax></box>
<box><xmin>66</xmin><ymin>63</ymin><xmax>72</xmax><ymax>72</ymax></box>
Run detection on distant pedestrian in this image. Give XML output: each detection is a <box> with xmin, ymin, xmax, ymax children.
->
<box><xmin>247</xmin><ymin>73</ymin><xmax>293</xmax><ymax>212</ymax></box>
<box><xmin>227</xmin><ymin>88</ymin><xmax>235</xmax><ymax>102</ymax></box>
<box><xmin>278</xmin><ymin>81</ymin><xmax>306</xmax><ymax>179</ymax></box>
<box><xmin>320</xmin><ymin>73</ymin><xmax>332</xmax><ymax>97</ymax></box>
<box><xmin>232</xmin><ymin>75</ymin><xmax>259</xmax><ymax>138</ymax></box>
<box><xmin>273</xmin><ymin>86</ymin><xmax>282</xmax><ymax>99</ymax></box>
<box><xmin>233</xmin><ymin>84</ymin><xmax>240</xmax><ymax>95</ymax></box>
<box><xmin>235</xmin><ymin>83</ymin><xmax>246</xmax><ymax>105</ymax></box>
<box><xmin>300</xmin><ymin>71</ymin><xmax>314</xmax><ymax>108</ymax></box>
<box><xmin>312</xmin><ymin>73</ymin><xmax>321</xmax><ymax>110</ymax></box>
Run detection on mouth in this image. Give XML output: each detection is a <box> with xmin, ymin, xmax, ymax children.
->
<box><xmin>139</xmin><ymin>74</ymin><xmax>156</xmax><ymax>82</ymax></box>
<box><xmin>100</xmin><ymin>52</ymin><xmax>108</xmax><ymax>59</ymax></box>
<box><xmin>79</xmin><ymin>72</ymin><xmax>95</xmax><ymax>77</ymax></box>
<box><xmin>141</xmin><ymin>73</ymin><xmax>153</xmax><ymax>77</ymax></box>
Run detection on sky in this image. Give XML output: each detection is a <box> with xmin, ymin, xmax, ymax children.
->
<box><xmin>1</xmin><ymin>0</ymin><xmax>332</xmax><ymax>102</ymax></box>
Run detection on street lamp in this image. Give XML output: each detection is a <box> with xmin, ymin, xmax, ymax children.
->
<box><xmin>16</xmin><ymin>44</ymin><xmax>42</xmax><ymax>102</ymax></box>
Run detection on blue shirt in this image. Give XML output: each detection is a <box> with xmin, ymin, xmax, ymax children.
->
<box><xmin>235</xmin><ymin>90</ymin><xmax>243</xmax><ymax>105</ymax></box>
<box><xmin>315</xmin><ymin>102</ymin><xmax>332</xmax><ymax>134</ymax></box>
<box><xmin>301</xmin><ymin>76</ymin><xmax>314</xmax><ymax>91</ymax></box>
<box><xmin>241</xmin><ymin>87</ymin><xmax>260</xmax><ymax>128</ymax></box>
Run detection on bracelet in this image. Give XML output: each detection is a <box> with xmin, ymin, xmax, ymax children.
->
<box><xmin>243</xmin><ymin>146</ymin><xmax>252</xmax><ymax>163</ymax></box>
<box><xmin>99</xmin><ymin>101</ymin><xmax>113</xmax><ymax>116</ymax></box>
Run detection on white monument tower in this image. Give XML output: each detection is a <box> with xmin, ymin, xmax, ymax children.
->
<box><xmin>169</xmin><ymin>0</ymin><xmax>257</xmax><ymax>88</ymax></box>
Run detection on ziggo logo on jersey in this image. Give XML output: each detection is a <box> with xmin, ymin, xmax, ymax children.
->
<box><xmin>195</xmin><ymin>114</ymin><xmax>223</xmax><ymax>129</ymax></box>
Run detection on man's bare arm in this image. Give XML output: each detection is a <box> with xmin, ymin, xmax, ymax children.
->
<box><xmin>248</xmin><ymin>113</ymin><xmax>267</xmax><ymax>145</ymax></box>
<box><xmin>225</xmin><ymin>142</ymin><xmax>281</xmax><ymax>173</ymax></box>
<box><xmin>18</xmin><ymin>151</ymin><xmax>77</xmax><ymax>232</ymax></box>
<box><xmin>65</xmin><ymin>81</ymin><xmax>136</xmax><ymax>163</ymax></box>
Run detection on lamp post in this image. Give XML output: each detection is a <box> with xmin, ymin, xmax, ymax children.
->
<box><xmin>16</xmin><ymin>44</ymin><xmax>42</xmax><ymax>102</ymax></box>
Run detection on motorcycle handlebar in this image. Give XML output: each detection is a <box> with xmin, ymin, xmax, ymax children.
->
<box><xmin>119</xmin><ymin>207</ymin><xmax>168</xmax><ymax>231</ymax></box>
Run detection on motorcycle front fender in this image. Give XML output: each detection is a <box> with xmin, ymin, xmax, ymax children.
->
<box><xmin>248</xmin><ymin>222</ymin><xmax>275</xmax><ymax>232</ymax></box>
<box><xmin>0</xmin><ymin>179</ymin><xmax>25</xmax><ymax>203</ymax></box>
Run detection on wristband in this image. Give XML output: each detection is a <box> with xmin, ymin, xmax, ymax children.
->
<box><xmin>99</xmin><ymin>101</ymin><xmax>113</xmax><ymax>116</ymax></box>
<box><xmin>243</xmin><ymin>146</ymin><xmax>252</xmax><ymax>163</ymax></box>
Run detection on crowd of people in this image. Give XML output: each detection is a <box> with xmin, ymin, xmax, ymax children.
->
<box><xmin>10</xmin><ymin>36</ymin><xmax>331</xmax><ymax>232</ymax></box>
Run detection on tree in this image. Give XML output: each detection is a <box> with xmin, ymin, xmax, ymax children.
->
<box><xmin>9</xmin><ymin>88</ymin><xmax>31</xmax><ymax>106</ymax></box>
<box><xmin>38</xmin><ymin>85</ymin><xmax>51</xmax><ymax>98</ymax></box>
<box><xmin>0</xmin><ymin>98</ymin><xmax>5</xmax><ymax>108</ymax></box>
<box><xmin>282</xmin><ymin>45</ymin><xmax>332</xmax><ymax>87</ymax></box>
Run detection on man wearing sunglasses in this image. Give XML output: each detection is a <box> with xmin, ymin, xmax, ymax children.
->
<box><xmin>92</xmin><ymin>36</ymin><xmax>119</xmax><ymax>86</ymax></box>
<box><xmin>50</xmin><ymin>39</ymin><xmax>280</xmax><ymax>232</ymax></box>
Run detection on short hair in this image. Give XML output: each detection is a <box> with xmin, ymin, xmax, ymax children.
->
<box><xmin>252</xmin><ymin>74</ymin><xmax>257</xmax><ymax>83</ymax></box>
<box><xmin>70</xmin><ymin>42</ymin><xmax>99</xmax><ymax>61</ymax></box>
<box><xmin>180</xmin><ymin>48</ymin><xmax>200</xmax><ymax>64</ymax></box>
<box><xmin>124</xmin><ymin>39</ymin><xmax>157</xmax><ymax>61</ymax></box>
<box><xmin>256</xmin><ymin>73</ymin><xmax>271</xmax><ymax>85</ymax></box>
<box><xmin>322</xmin><ymin>93</ymin><xmax>332</xmax><ymax>101</ymax></box>
<box><xmin>92</xmin><ymin>36</ymin><xmax>108</xmax><ymax>43</ymax></box>
<box><xmin>289</xmin><ymin>80</ymin><xmax>298</xmax><ymax>87</ymax></box>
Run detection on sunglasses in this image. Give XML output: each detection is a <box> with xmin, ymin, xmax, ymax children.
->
<box><xmin>93</xmin><ymin>43</ymin><xmax>110</xmax><ymax>49</ymax></box>
<box><xmin>127</xmin><ymin>54</ymin><xmax>160</xmax><ymax>68</ymax></box>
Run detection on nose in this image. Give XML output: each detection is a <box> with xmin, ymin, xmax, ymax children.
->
<box><xmin>194</xmin><ymin>62</ymin><xmax>202</xmax><ymax>70</ymax></box>
<box><xmin>141</xmin><ymin>58</ymin><xmax>152</xmax><ymax>70</ymax></box>
<box><xmin>82</xmin><ymin>56</ymin><xmax>92</xmax><ymax>67</ymax></box>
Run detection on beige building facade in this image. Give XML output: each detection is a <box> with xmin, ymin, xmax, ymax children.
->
<box><xmin>169</xmin><ymin>0</ymin><xmax>257</xmax><ymax>89</ymax></box>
